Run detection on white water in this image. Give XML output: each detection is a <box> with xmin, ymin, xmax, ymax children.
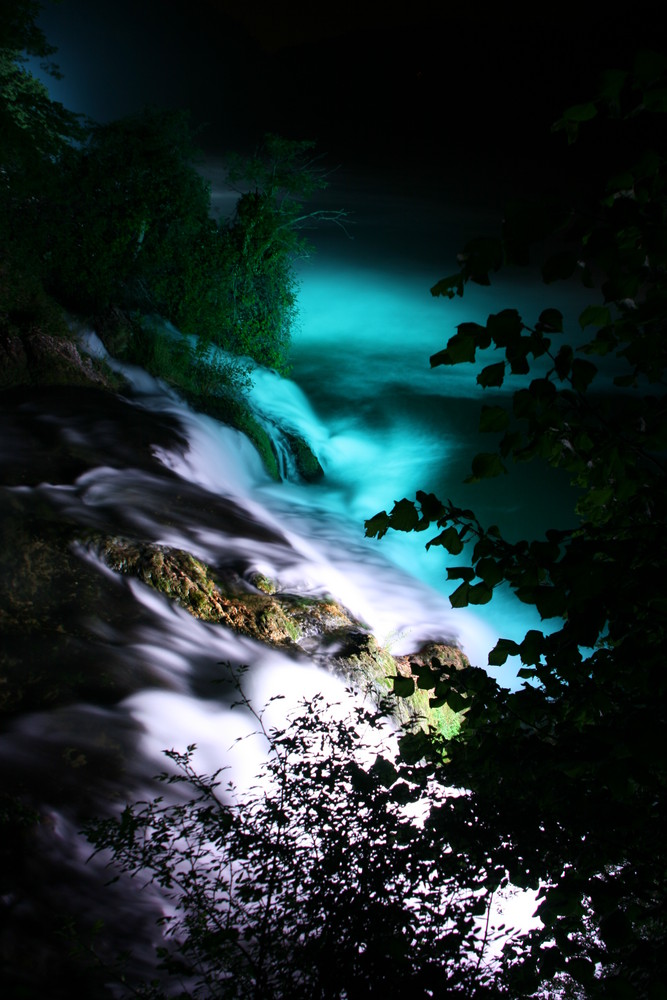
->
<box><xmin>1</xmin><ymin>181</ymin><xmax>579</xmax><ymax>987</ymax></box>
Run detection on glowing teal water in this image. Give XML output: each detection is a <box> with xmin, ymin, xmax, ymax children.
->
<box><xmin>279</xmin><ymin>241</ymin><xmax>584</xmax><ymax>675</ymax></box>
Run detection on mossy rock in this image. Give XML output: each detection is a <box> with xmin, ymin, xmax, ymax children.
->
<box><xmin>284</xmin><ymin>432</ymin><xmax>323</xmax><ymax>482</ymax></box>
<box><xmin>92</xmin><ymin>309</ymin><xmax>322</xmax><ymax>484</ymax></box>
<box><xmin>328</xmin><ymin>631</ymin><xmax>466</xmax><ymax>735</ymax></box>
<box><xmin>90</xmin><ymin>534</ymin><xmax>466</xmax><ymax>734</ymax></box>
<box><xmin>396</xmin><ymin>642</ymin><xmax>467</xmax><ymax>738</ymax></box>
<box><xmin>94</xmin><ymin>537</ymin><xmax>301</xmax><ymax>646</ymax></box>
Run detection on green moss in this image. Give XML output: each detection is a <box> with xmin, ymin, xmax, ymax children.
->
<box><xmin>250</xmin><ymin>573</ymin><xmax>277</xmax><ymax>595</ymax></box>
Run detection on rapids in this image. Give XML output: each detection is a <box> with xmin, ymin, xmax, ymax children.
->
<box><xmin>0</xmin><ymin>176</ymin><xmax>576</xmax><ymax>989</ymax></box>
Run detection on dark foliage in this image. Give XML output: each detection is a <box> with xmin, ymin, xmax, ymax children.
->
<box><xmin>85</xmin><ymin>681</ymin><xmax>503</xmax><ymax>999</ymax></box>
<box><xmin>366</xmin><ymin>52</ymin><xmax>667</xmax><ymax>998</ymax></box>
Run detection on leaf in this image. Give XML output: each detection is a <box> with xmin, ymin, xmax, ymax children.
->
<box><xmin>392</xmin><ymin>675</ymin><xmax>415</xmax><ymax>698</ymax></box>
<box><xmin>449</xmin><ymin>582</ymin><xmax>471</xmax><ymax>608</ymax></box>
<box><xmin>416</xmin><ymin>666</ymin><xmax>441</xmax><ymax>689</ymax></box>
<box><xmin>486</xmin><ymin>309</ymin><xmax>524</xmax><ymax>347</ymax></box>
<box><xmin>534</xmin><ymin>585</ymin><xmax>567</xmax><ymax>619</ymax></box>
<box><xmin>415</xmin><ymin>490</ymin><xmax>446</xmax><ymax>523</ymax></box>
<box><xmin>388</xmin><ymin>498</ymin><xmax>419</xmax><ymax>532</ymax></box>
<box><xmin>570</xmin><ymin>358</ymin><xmax>597</xmax><ymax>392</ymax></box>
<box><xmin>445</xmin><ymin>689</ymin><xmax>468</xmax><ymax>712</ymax></box>
<box><xmin>613</xmin><ymin>373</ymin><xmax>637</xmax><ymax>387</ymax></box>
<box><xmin>364</xmin><ymin>511</ymin><xmax>390</xmax><ymax>539</ymax></box>
<box><xmin>488</xmin><ymin>638</ymin><xmax>520</xmax><ymax>666</ymax></box>
<box><xmin>537</xmin><ymin>308</ymin><xmax>564</xmax><ymax>332</ymax></box>
<box><xmin>370</xmin><ymin>755</ymin><xmax>398</xmax><ymax>788</ymax></box>
<box><xmin>459</xmin><ymin>236</ymin><xmax>504</xmax><ymax>284</ymax></box>
<box><xmin>477</xmin><ymin>362</ymin><xmax>506</xmax><ymax>388</ymax></box>
<box><xmin>457</xmin><ymin>321</ymin><xmax>489</xmax><ymax>342</ymax></box>
<box><xmin>475</xmin><ymin>557</ymin><xmax>504</xmax><ymax>587</ymax></box>
<box><xmin>479</xmin><ymin>405</ymin><xmax>510</xmax><ymax>433</ymax></box>
<box><xmin>430</xmin><ymin>348</ymin><xmax>451</xmax><ymax>367</ymax></box>
<box><xmin>562</xmin><ymin>102</ymin><xmax>598</xmax><ymax>122</ymax></box>
<box><xmin>427</xmin><ymin>526</ymin><xmax>464</xmax><ymax>554</ymax></box>
<box><xmin>447</xmin><ymin>566</ymin><xmax>476</xmax><ymax>581</ymax></box>
<box><xmin>519</xmin><ymin>630</ymin><xmax>544</xmax><ymax>665</ymax></box>
<box><xmin>579</xmin><ymin>304</ymin><xmax>611</xmax><ymax>329</ymax></box>
<box><xmin>466</xmin><ymin>452</ymin><xmax>507</xmax><ymax>482</ymax></box>
<box><xmin>554</xmin><ymin>345</ymin><xmax>573</xmax><ymax>380</ymax></box>
<box><xmin>440</xmin><ymin>331</ymin><xmax>477</xmax><ymax>365</ymax></box>
<box><xmin>430</xmin><ymin>273</ymin><xmax>464</xmax><ymax>298</ymax></box>
<box><xmin>599</xmin><ymin>68</ymin><xmax>628</xmax><ymax>102</ymax></box>
<box><xmin>467</xmin><ymin>582</ymin><xmax>493</xmax><ymax>605</ymax></box>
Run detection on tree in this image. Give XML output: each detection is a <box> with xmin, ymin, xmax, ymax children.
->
<box><xmin>37</xmin><ymin>107</ymin><xmax>211</xmax><ymax>314</ymax></box>
<box><xmin>365</xmin><ymin>51</ymin><xmax>667</xmax><ymax>998</ymax></box>
<box><xmin>0</xmin><ymin>0</ymin><xmax>84</xmax><ymax>320</ymax></box>
<box><xmin>0</xmin><ymin>0</ymin><xmax>83</xmax><ymax>177</ymax></box>
<box><xmin>219</xmin><ymin>134</ymin><xmax>349</xmax><ymax>369</ymax></box>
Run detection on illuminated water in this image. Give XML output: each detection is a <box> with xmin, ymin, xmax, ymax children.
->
<box><xmin>0</xmin><ymin>176</ymin><xmax>579</xmax><ymax>990</ymax></box>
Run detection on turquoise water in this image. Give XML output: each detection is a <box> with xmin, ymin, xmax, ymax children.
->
<box><xmin>264</xmin><ymin>182</ymin><xmax>591</xmax><ymax>678</ymax></box>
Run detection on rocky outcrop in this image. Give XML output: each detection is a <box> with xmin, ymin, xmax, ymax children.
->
<box><xmin>93</xmin><ymin>537</ymin><xmax>302</xmax><ymax>646</ymax></box>
<box><xmin>0</xmin><ymin>330</ymin><xmax>122</xmax><ymax>393</ymax></box>
<box><xmin>284</xmin><ymin>431</ymin><xmax>324</xmax><ymax>482</ymax></box>
<box><xmin>93</xmin><ymin>535</ymin><xmax>466</xmax><ymax>734</ymax></box>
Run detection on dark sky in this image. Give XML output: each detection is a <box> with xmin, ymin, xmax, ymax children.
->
<box><xmin>33</xmin><ymin>0</ymin><xmax>660</xmax><ymax>205</ymax></box>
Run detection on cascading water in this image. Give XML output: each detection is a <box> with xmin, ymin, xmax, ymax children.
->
<box><xmin>1</xmin><ymin>177</ymin><xmax>580</xmax><ymax>991</ymax></box>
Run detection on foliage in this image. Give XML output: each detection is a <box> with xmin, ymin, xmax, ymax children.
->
<box><xmin>1</xmin><ymin>7</ymin><xmax>339</xmax><ymax>374</ymax></box>
<box><xmin>0</xmin><ymin>1</ymin><xmax>83</xmax><ymax>331</ymax></box>
<box><xmin>0</xmin><ymin>0</ymin><xmax>84</xmax><ymax>177</ymax></box>
<box><xmin>32</xmin><ymin>108</ymin><xmax>209</xmax><ymax>315</ymax></box>
<box><xmin>218</xmin><ymin>134</ymin><xmax>349</xmax><ymax>370</ymax></box>
<box><xmin>365</xmin><ymin>52</ymin><xmax>667</xmax><ymax>997</ymax></box>
<box><xmin>85</xmin><ymin>678</ymin><xmax>504</xmax><ymax>1000</ymax></box>
<box><xmin>120</xmin><ymin>316</ymin><xmax>252</xmax><ymax>399</ymax></box>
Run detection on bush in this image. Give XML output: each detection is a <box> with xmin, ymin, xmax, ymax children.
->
<box><xmin>85</xmin><ymin>679</ymin><xmax>500</xmax><ymax>999</ymax></box>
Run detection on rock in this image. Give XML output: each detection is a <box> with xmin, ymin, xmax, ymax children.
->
<box><xmin>0</xmin><ymin>330</ymin><xmax>122</xmax><ymax>393</ymax></box>
<box><xmin>85</xmin><ymin>534</ymin><xmax>467</xmax><ymax>736</ymax></box>
<box><xmin>0</xmin><ymin>497</ymin><xmax>160</xmax><ymax>717</ymax></box>
<box><xmin>94</xmin><ymin>537</ymin><xmax>301</xmax><ymax>646</ymax></box>
<box><xmin>284</xmin><ymin>432</ymin><xmax>324</xmax><ymax>482</ymax></box>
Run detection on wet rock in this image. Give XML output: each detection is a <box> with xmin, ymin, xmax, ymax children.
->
<box><xmin>284</xmin><ymin>431</ymin><xmax>324</xmax><ymax>482</ymax></box>
<box><xmin>0</xmin><ymin>330</ymin><xmax>122</xmax><ymax>393</ymax></box>
<box><xmin>93</xmin><ymin>535</ymin><xmax>468</xmax><ymax>734</ymax></box>
<box><xmin>0</xmin><ymin>495</ymin><xmax>160</xmax><ymax>717</ymax></box>
<box><xmin>94</xmin><ymin>537</ymin><xmax>302</xmax><ymax>647</ymax></box>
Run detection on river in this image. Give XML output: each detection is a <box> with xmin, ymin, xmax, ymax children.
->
<box><xmin>0</xmin><ymin>171</ymin><xmax>578</xmax><ymax>993</ymax></box>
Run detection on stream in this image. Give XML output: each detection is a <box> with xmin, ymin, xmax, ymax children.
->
<box><xmin>0</xmin><ymin>176</ymin><xmax>578</xmax><ymax>992</ymax></box>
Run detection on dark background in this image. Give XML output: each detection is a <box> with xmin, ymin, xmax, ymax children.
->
<box><xmin>34</xmin><ymin>0</ymin><xmax>661</xmax><ymax>208</ymax></box>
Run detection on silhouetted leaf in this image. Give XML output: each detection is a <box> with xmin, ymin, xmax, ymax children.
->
<box><xmin>488</xmin><ymin>638</ymin><xmax>520</xmax><ymax>666</ymax></box>
<box><xmin>579</xmin><ymin>304</ymin><xmax>611</xmax><ymax>329</ymax></box>
<box><xmin>388</xmin><ymin>498</ymin><xmax>419</xmax><ymax>531</ymax></box>
<box><xmin>430</xmin><ymin>273</ymin><xmax>464</xmax><ymax>298</ymax></box>
<box><xmin>570</xmin><ymin>358</ymin><xmax>597</xmax><ymax>392</ymax></box>
<box><xmin>477</xmin><ymin>362</ymin><xmax>505</xmax><ymax>388</ymax></box>
<box><xmin>392</xmin><ymin>675</ymin><xmax>415</xmax><ymax>698</ymax></box>
<box><xmin>466</xmin><ymin>453</ymin><xmax>507</xmax><ymax>481</ymax></box>
<box><xmin>449</xmin><ymin>582</ymin><xmax>471</xmax><ymax>608</ymax></box>
<box><xmin>427</xmin><ymin>526</ymin><xmax>464</xmax><ymax>554</ymax></box>
<box><xmin>537</xmin><ymin>308</ymin><xmax>564</xmax><ymax>332</ymax></box>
